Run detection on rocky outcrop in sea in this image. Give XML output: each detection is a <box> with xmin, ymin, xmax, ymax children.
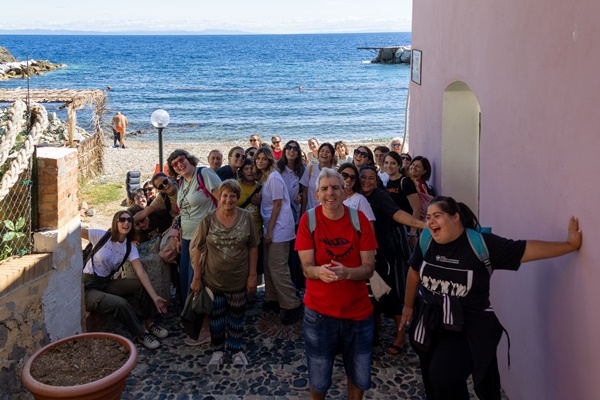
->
<box><xmin>370</xmin><ymin>46</ymin><xmax>412</xmax><ymax>64</ymax></box>
<box><xmin>0</xmin><ymin>46</ymin><xmax>66</xmax><ymax>81</ymax></box>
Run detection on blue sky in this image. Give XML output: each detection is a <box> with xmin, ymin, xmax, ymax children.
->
<box><xmin>3</xmin><ymin>0</ymin><xmax>412</xmax><ymax>33</ymax></box>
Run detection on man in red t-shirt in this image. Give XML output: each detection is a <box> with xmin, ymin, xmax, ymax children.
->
<box><xmin>295</xmin><ymin>168</ymin><xmax>377</xmax><ymax>400</ymax></box>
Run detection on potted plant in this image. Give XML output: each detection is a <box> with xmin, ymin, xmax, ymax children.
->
<box><xmin>21</xmin><ymin>332</ymin><xmax>138</xmax><ymax>400</ymax></box>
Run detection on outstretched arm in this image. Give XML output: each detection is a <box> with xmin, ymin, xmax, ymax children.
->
<box><xmin>393</xmin><ymin>209</ymin><xmax>427</xmax><ymax>230</ymax></box>
<box><xmin>521</xmin><ymin>216</ymin><xmax>582</xmax><ymax>263</ymax></box>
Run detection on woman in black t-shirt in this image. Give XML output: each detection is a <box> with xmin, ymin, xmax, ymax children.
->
<box><xmin>402</xmin><ymin>196</ymin><xmax>582</xmax><ymax>400</ymax></box>
<box><xmin>359</xmin><ymin>165</ymin><xmax>426</xmax><ymax>355</ymax></box>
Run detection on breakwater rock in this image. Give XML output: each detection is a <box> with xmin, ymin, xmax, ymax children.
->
<box><xmin>360</xmin><ymin>45</ymin><xmax>412</xmax><ymax>64</ymax></box>
<box><xmin>0</xmin><ymin>46</ymin><xmax>66</xmax><ymax>81</ymax></box>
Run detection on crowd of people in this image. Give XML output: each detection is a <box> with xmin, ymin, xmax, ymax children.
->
<box><xmin>82</xmin><ymin>134</ymin><xmax>582</xmax><ymax>399</ymax></box>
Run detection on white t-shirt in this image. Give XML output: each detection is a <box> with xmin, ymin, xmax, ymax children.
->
<box><xmin>260</xmin><ymin>170</ymin><xmax>296</xmax><ymax>242</ymax></box>
<box><xmin>83</xmin><ymin>229</ymin><xmax>140</xmax><ymax>277</ymax></box>
<box><xmin>379</xmin><ymin>171</ymin><xmax>390</xmax><ymax>187</ymax></box>
<box><xmin>344</xmin><ymin>193</ymin><xmax>376</xmax><ymax>221</ymax></box>
<box><xmin>299</xmin><ymin>163</ymin><xmax>321</xmax><ymax>211</ymax></box>
<box><xmin>280</xmin><ymin>165</ymin><xmax>301</xmax><ymax>224</ymax></box>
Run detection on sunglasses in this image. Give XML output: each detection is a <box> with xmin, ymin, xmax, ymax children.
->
<box><xmin>250</xmin><ymin>138</ymin><xmax>258</xmax><ymax>142</ymax></box>
<box><xmin>354</xmin><ymin>149</ymin><xmax>369</xmax><ymax>158</ymax></box>
<box><xmin>285</xmin><ymin>145</ymin><xmax>300</xmax><ymax>152</ymax></box>
<box><xmin>118</xmin><ymin>217</ymin><xmax>133</xmax><ymax>223</ymax></box>
<box><xmin>143</xmin><ymin>187</ymin><xmax>154</xmax><ymax>192</ymax></box>
<box><xmin>391</xmin><ymin>143</ymin><xmax>401</xmax><ymax>148</ymax></box>
<box><xmin>272</xmin><ymin>141</ymin><xmax>281</xmax><ymax>145</ymax></box>
<box><xmin>155</xmin><ymin>178</ymin><xmax>169</xmax><ymax>191</ymax></box>
<box><xmin>401</xmin><ymin>156</ymin><xmax>411</xmax><ymax>161</ymax></box>
<box><xmin>234</xmin><ymin>153</ymin><xmax>246</xmax><ymax>159</ymax></box>
<box><xmin>341</xmin><ymin>172</ymin><xmax>357</xmax><ymax>181</ymax></box>
<box><xmin>247</xmin><ymin>152</ymin><xmax>256</xmax><ymax>157</ymax></box>
<box><xmin>170</xmin><ymin>155</ymin><xmax>187</xmax><ymax>168</ymax></box>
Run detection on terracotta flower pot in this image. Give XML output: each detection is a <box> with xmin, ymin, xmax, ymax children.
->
<box><xmin>21</xmin><ymin>332</ymin><xmax>138</xmax><ymax>400</ymax></box>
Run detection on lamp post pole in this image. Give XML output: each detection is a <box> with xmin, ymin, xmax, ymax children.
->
<box><xmin>158</xmin><ymin>127</ymin><xmax>164</xmax><ymax>168</ymax></box>
<box><xmin>151</xmin><ymin>109</ymin><xmax>170</xmax><ymax>173</ymax></box>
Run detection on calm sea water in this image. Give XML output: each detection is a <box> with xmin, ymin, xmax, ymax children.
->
<box><xmin>0</xmin><ymin>33</ymin><xmax>411</xmax><ymax>144</ymax></box>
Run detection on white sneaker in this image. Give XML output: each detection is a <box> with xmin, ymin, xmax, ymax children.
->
<box><xmin>184</xmin><ymin>329</ymin><xmax>211</xmax><ymax>346</ymax></box>
<box><xmin>208</xmin><ymin>351</ymin><xmax>224</xmax><ymax>366</ymax></box>
<box><xmin>148</xmin><ymin>323</ymin><xmax>169</xmax><ymax>339</ymax></box>
<box><xmin>138</xmin><ymin>332</ymin><xmax>160</xmax><ymax>350</ymax></box>
<box><xmin>232</xmin><ymin>351</ymin><xmax>248</xmax><ymax>366</ymax></box>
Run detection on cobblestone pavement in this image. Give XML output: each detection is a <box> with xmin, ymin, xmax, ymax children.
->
<box><xmin>119</xmin><ymin>290</ymin><xmax>507</xmax><ymax>399</ymax></box>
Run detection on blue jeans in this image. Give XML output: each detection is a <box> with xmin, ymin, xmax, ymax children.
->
<box><xmin>302</xmin><ymin>307</ymin><xmax>374</xmax><ymax>393</ymax></box>
<box><xmin>180</xmin><ymin>239</ymin><xmax>192</xmax><ymax>301</ymax></box>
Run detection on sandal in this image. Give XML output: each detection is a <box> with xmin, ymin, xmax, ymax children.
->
<box><xmin>386</xmin><ymin>343</ymin><xmax>404</xmax><ymax>355</ymax></box>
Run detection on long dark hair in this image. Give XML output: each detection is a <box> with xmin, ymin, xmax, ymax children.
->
<box><xmin>110</xmin><ymin>210</ymin><xmax>137</xmax><ymax>242</ymax></box>
<box><xmin>411</xmin><ymin>156</ymin><xmax>432</xmax><ymax>182</ymax></box>
<box><xmin>338</xmin><ymin>162</ymin><xmax>360</xmax><ymax>193</ymax></box>
<box><xmin>277</xmin><ymin>140</ymin><xmax>304</xmax><ymax>177</ymax></box>
<box><xmin>428</xmin><ymin>196</ymin><xmax>480</xmax><ymax>231</ymax></box>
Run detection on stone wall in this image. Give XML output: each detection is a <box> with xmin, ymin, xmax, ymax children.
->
<box><xmin>0</xmin><ymin>147</ymin><xmax>83</xmax><ymax>399</ymax></box>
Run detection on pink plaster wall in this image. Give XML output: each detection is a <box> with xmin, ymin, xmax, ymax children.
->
<box><xmin>409</xmin><ymin>1</ymin><xmax>600</xmax><ymax>399</ymax></box>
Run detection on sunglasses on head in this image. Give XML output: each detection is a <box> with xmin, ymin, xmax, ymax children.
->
<box><xmin>341</xmin><ymin>172</ymin><xmax>357</xmax><ymax>181</ymax></box>
<box><xmin>354</xmin><ymin>149</ymin><xmax>369</xmax><ymax>158</ymax></box>
<box><xmin>118</xmin><ymin>217</ymin><xmax>133</xmax><ymax>223</ymax></box>
<box><xmin>285</xmin><ymin>145</ymin><xmax>300</xmax><ymax>152</ymax></box>
<box><xmin>155</xmin><ymin>178</ymin><xmax>169</xmax><ymax>191</ymax></box>
<box><xmin>235</xmin><ymin>153</ymin><xmax>246</xmax><ymax>159</ymax></box>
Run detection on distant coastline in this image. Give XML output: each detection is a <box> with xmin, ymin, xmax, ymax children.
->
<box><xmin>0</xmin><ymin>29</ymin><xmax>409</xmax><ymax>36</ymax></box>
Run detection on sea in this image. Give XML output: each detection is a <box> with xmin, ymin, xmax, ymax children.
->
<box><xmin>0</xmin><ymin>33</ymin><xmax>411</xmax><ymax>144</ymax></box>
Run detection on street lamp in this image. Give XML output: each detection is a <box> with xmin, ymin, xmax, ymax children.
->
<box><xmin>150</xmin><ymin>109</ymin><xmax>170</xmax><ymax>170</ymax></box>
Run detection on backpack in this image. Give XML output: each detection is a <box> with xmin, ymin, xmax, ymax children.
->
<box><xmin>177</xmin><ymin>167</ymin><xmax>218</xmax><ymax>207</ymax></box>
<box><xmin>419</xmin><ymin>227</ymin><xmax>492</xmax><ymax>275</ymax></box>
<box><xmin>307</xmin><ymin>206</ymin><xmax>361</xmax><ymax>238</ymax></box>
<box><xmin>83</xmin><ymin>231</ymin><xmax>132</xmax><ymax>278</ymax></box>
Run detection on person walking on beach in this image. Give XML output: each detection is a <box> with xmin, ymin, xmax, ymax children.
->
<box><xmin>111</xmin><ymin>111</ymin><xmax>129</xmax><ymax>149</ymax></box>
<box><xmin>295</xmin><ymin>168</ymin><xmax>378</xmax><ymax>399</ymax></box>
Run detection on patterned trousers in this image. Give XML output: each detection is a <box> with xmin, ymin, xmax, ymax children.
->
<box><xmin>208</xmin><ymin>286</ymin><xmax>247</xmax><ymax>352</ymax></box>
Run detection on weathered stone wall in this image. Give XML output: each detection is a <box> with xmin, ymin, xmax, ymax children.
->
<box><xmin>0</xmin><ymin>147</ymin><xmax>82</xmax><ymax>399</ymax></box>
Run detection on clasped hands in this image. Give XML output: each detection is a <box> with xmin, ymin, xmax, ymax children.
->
<box><xmin>317</xmin><ymin>260</ymin><xmax>349</xmax><ymax>283</ymax></box>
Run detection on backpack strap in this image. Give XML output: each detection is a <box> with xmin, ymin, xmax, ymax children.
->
<box><xmin>465</xmin><ymin>228</ymin><xmax>492</xmax><ymax>276</ymax></box>
<box><xmin>162</xmin><ymin>192</ymin><xmax>171</xmax><ymax>213</ymax></box>
<box><xmin>419</xmin><ymin>228</ymin><xmax>433</xmax><ymax>257</ymax></box>
<box><xmin>308</xmin><ymin>164</ymin><xmax>314</xmax><ymax>180</ymax></box>
<box><xmin>347</xmin><ymin>206</ymin><xmax>361</xmax><ymax>237</ymax></box>
<box><xmin>107</xmin><ymin>238</ymin><xmax>132</xmax><ymax>279</ymax></box>
<box><xmin>84</xmin><ymin>231</ymin><xmax>112</xmax><ymax>270</ymax></box>
<box><xmin>308</xmin><ymin>206</ymin><xmax>361</xmax><ymax>237</ymax></box>
<box><xmin>195</xmin><ymin>167</ymin><xmax>218</xmax><ymax>207</ymax></box>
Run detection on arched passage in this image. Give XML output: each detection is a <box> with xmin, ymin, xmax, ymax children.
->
<box><xmin>441</xmin><ymin>81</ymin><xmax>481</xmax><ymax>215</ymax></box>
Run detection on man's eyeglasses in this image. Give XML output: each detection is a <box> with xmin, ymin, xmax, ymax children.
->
<box><xmin>235</xmin><ymin>153</ymin><xmax>246</xmax><ymax>159</ymax></box>
<box><xmin>341</xmin><ymin>172</ymin><xmax>357</xmax><ymax>181</ymax></box>
<box><xmin>285</xmin><ymin>145</ymin><xmax>300</xmax><ymax>152</ymax></box>
<box><xmin>118</xmin><ymin>217</ymin><xmax>133</xmax><ymax>223</ymax></box>
<box><xmin>155</xmin><ymin>178</ymin><xmax>170</xmax><ymax>191</ymax></box>
<box><xmin>354</xmin><ymin>149</ymin><xmax>369</xmax><ymax>158</ymax></box>
<box><xmin>170</xmin><ymin>155</ymin><xmax>187</xmax><ymax>168</ymax></box>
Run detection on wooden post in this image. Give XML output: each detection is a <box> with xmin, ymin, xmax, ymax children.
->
<box><xmin>67</xmin><ymin>102</ymin><xmax>75</xmax><ymax>147</ymax></box>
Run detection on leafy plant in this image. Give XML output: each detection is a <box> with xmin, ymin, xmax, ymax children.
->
<box><xmin>2</xmin><ymin>217</ymin><xmax>26</xmax><ymax>242</ymax></box>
